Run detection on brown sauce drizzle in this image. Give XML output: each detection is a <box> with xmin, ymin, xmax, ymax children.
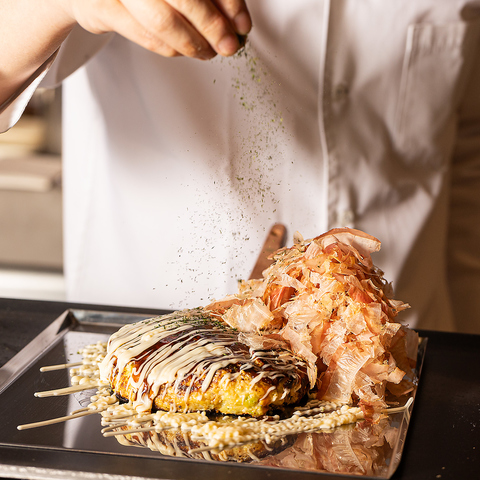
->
<box><xmin>99</xmin><ymin>309</ymin><xmax>306</xmax><ymax>413</ymax></box>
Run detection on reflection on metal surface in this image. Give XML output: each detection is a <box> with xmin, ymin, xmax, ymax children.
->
<box><xmin>115</xmin><ymin>419</ymin><xmax>296</xmax><ymax>463</ymax></box>
<box><xmin>111</xmin><ymin>412</ymin><xmax>405</xmax><ymax>477</ymax></box>
<box><xmin>0</xmin><ymin>310</ymin><xmax>426</xmax><ymax>480</ymax></box>
<box><xmin>258</xmin><ymin>417</ymin><xmax>401</xmax><ymax>476</ymax></box>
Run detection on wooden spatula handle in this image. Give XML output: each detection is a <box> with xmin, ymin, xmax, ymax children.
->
<box><xmin>249</xmin><ymin>223</ymin><xmax>286</xmax><ymax>280</ymax></box>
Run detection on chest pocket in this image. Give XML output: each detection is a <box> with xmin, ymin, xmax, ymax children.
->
<box><xmin>394</xmin><ymin>21</ymin><xmax>479</xmax><ymax>168</ymax></box>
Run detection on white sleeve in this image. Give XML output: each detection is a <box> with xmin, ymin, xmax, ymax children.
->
<box><xmin>0</xmin><ymin>26</ymin><xmax>113</xmax><ymax>133</ymax></box>
<box><xmin>0</xmin><ymin>55</ymin><xmax>55</xmax><ymax>133</ymax></box>
<box><xmin>41</xmin><ymin>26</ymin><xmax>114</xmax><ymax>88</ymax></box>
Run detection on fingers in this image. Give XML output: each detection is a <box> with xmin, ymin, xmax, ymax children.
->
<box><xmin>120</xmin><ymin>0</ymin><xmax>251</xmax><ymax>58</ymax></box>
<box><xmin>67</xmin><ymin>0</ymin><xmax>252</xmax><ymax>60</ymax></box>
<box><xmin>165</xmin><ymin>0</ymin><xmax>241</xmax><ymax>56</ymax></box>
<box><xmin>120</xmin><ymin>0</ymin><xmax>217</xmax><ymax>58</ymax></box>
<box><xmin>75</xmin><ymin>0</ymin><xmax>183</xmax><ymax>57</ymax></box>
<box><xmin>213</xmin><ymin>0</ymin><xmax>252</xmax><ymax>35</ymax></box>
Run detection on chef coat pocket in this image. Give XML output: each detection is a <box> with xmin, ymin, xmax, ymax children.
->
<box><xmin>395</xmin><ymin>21</ymin><xmax>477</xmax><ymax>167</ymax></box>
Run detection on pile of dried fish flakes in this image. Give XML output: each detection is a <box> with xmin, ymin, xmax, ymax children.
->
<box><xmin>207</xmin><ymin>228</ymin><xmax>418</xmax><ymax>420</ymax></box>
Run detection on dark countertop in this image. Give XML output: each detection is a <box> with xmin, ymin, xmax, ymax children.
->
<box><xmin>0</xmin><ymin>297</ymin><xmax>479</xmax><ymax>480</ymax></box>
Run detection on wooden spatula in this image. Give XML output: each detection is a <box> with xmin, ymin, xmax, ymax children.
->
<box><xmin>249</xmin><ymin>223</ymin><xmax>286</xmax><ymax>280</ymax></box>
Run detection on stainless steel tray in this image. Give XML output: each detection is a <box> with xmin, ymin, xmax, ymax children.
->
<box><xmin>0</xmin><ymin>309</ymin><xmax>427</xmax><ymax>480</ymax></box>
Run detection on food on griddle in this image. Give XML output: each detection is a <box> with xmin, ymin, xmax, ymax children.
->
<box><xmin>23</xmin><ymin>227</ymin><xmax>418</xmax><ymax>467</ymax></box>
<box><xmin>100</xmin><ymin>227</ymin><xmax>417</xmax><ymax>423</ymax></box>
<box><xmin>99</xmin><ymin>311</ymin><xmax>309</xmax><ymax>417</ymax></box>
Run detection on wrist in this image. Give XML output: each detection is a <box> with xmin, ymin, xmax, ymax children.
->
<box><xmin>43</xmin><ymin>0</ymin><xmax>78</xmax><ymax>35</ymax></box>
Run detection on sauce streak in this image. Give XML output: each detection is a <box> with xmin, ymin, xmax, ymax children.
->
<box><xmin>99</xmin><ymin>309</ymin><xmax>306</xmax><ymax>413</ymax></box>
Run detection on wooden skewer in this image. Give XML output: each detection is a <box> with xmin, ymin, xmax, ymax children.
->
<box><xmin>188</xmin><ymin>443</ymin><xmax>252</xmax><ymax>455</ymax></box>
<box><xmin>40</xmin><ymin>362</ymin><xmax>84</xmax><ymax>372</ymax></box>
<box><xmin>188</xmin><ymin>445</ymin><xmax>218</xmax><ymax>454</ymax></box>
<box><xmin>70</xmin><ymin>407</ymin><xmax>90</xmax><ymax>415</ymax></box>
<box><xmin>17</xmin><ymin>409</ymin><xmax>101</xmax><ymax>431</ymax></box>
<box><xmin>101</xmin><ymin>423</ymin><xmax>129</xmax><ymax>433</ymax></box>
<box><xmin>384</xmin><ymin>397</ymin><xmax>413</xmax><ymax>414</ymax></box>
<box><xmin>34</xmin><ymin>383</ymin><xmax>102</xmax><ymax>398</ymax></box>
<box><xmin>103</xmin><ymin>425</ymin><xmax>174</xmax><ymax>437</ymax></box>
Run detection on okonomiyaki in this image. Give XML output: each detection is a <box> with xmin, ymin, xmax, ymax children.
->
<box><xmin>99</xmin><ymin>310</ymin><xmax>309</xmax><ymax>417</ymax></box>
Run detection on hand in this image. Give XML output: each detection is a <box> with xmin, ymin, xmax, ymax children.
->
<box><xmin>59</xmin><ymin>0</ymin><xmax>252</xmax><ymax>59</ymax></box>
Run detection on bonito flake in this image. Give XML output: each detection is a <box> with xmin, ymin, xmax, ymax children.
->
<box><xmin>206</xmin><ymin>228</ymin><xmax>417</xmax><ymax>420</ymax></box>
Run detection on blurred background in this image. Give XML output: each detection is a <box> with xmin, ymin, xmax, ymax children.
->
<box><xmin>0</xmin><ymin>87</ymin><xmax>65</xmax><ymax>301</ymax></box>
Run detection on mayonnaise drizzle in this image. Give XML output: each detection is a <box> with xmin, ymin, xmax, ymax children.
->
<box><xmin>21</xmin><ymin>342</ymin><xmax>379</xmax><ymax>456</ymax></box>
<box><xmin>99</xmin><ymin>309</ymin><xmax>305</xmax><ymax>413</ymax></box>
<box><xmin>20</xmin><ymin>338</ymin><xmax>411</xmax><ymax>459</ymax></box>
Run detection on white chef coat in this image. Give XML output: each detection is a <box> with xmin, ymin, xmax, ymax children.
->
<box><xmin>2</xmin><ymin>0</ymin><xmax>480</xmax><ymax>334</ymax></box>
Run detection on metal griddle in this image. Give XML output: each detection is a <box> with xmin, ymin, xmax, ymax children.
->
<box><xmin>0</xmin><ymin>309</ymin><xmax>426</xmax><ymax>480</ymax></box>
